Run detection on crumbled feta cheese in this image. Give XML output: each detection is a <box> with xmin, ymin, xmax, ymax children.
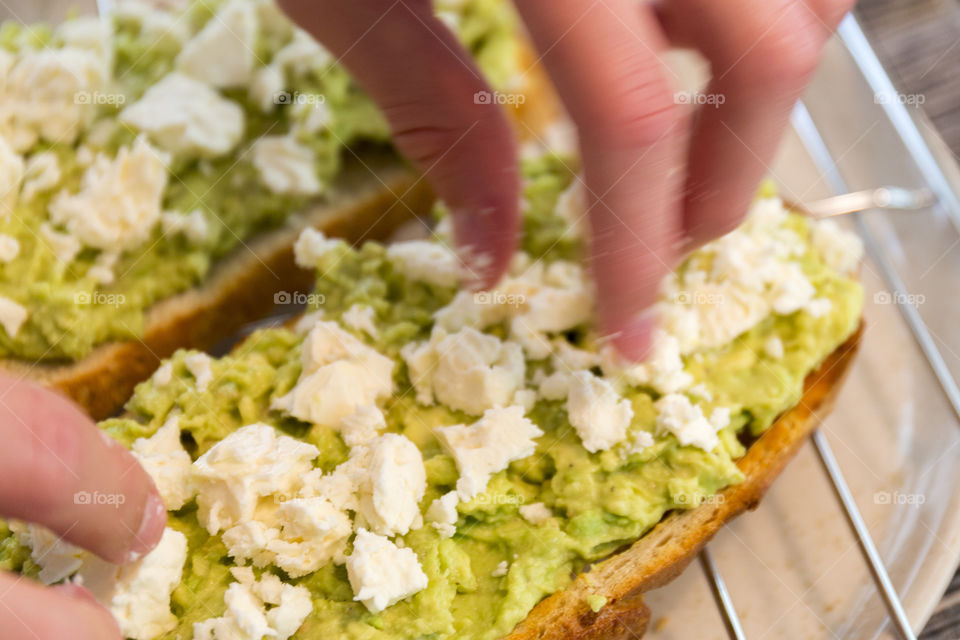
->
<box><xmin>688</xmin><ymin>382</ymin><xmax>712</xmax><ymax>402</ymax></box>
<box><xmin>290</xmin><ymin>99</ymin><xmax>331</xmax><ymax>135</ymax></box>
<box><xmin>20</xmin><ymin>151</ymin><xmax>61</xmax><ymax>201</ymax></box>
<box><xmin>57</xmin><ymin>17</ymin><xmax>113</xmax><ymax>77</ymax></box>
<box><xmin>112</xmin><ymin>2</ymin><xmax>189</xmax><ymax>44</ymax></box>
<box><xmin>249</xmin><ymin>63</ymin><xmax>285</xmax><ymax>112</ymax></box>
<box><xmin>811</xmin><ymin>219</ymin><xmax>863</xmax><ymax>275</ymax></box>
<box><xmin>401</xmin><ymin>327</ymin><xmax>525</xmax><ymax>415</ymax></box>
<box><xmin>622</xmin><ymin>430</ymin><xmax>655</xmax><ymax>456</ymax></box>
<box><xmin>354</xmin><ymin>433</ymin><xmax>427</xmax><ymax>537</ymax></box>
<box><xmin>132</xmin><ymin>415</ymin><xmax>193</xmax><ymax>510</ymax></box>
<box><xmin>273</xmin><ymin>28</ymin><xmax>332</xmax><ymax>77</ymax></box>
<box><xmin>184</xmin><ymin>352</ymin><xmax>214</xmax><ymax>391</ymax></box>
<box><xmin>806</xmin><ymin>297</ymin><xmax>833</xmax><ymax>318</ymax></box>
<box><xmin>342</xmin><ymin>304</ymin><xmax>378</xmax><ymax>338</ymax></box>
<box><xmin>271</xmin><ymin>322</ymin><xmax>395</xmax><ymax>427</ymax></box>
<box><xmin>346</xmin><ymin>529</ymin><xmax>429</xmax><ymax>614</ymax></box>
<box><xmin>40</xmin><ymin>223</ymin><xmax>81</xmax><ymax>264</ymax></box>
<box><xmin>654</xmin><ymin>394</ymin><xmax>730</xmax><ymax>452</ymax></box>
<box><xmin>425</xmin><ymin>490</ymin><xmax>459</xmax><ymax>538</ymax></box>
<box><xmin>0</xmin><ymin>135</ymin><xmax>23</xmax><ymax>215</ymax></box>
<box><xmin>161</xmin><ymin>209</ymin><xmax>209</xmax><ymax>244</ymax></box>
<box><xmin>551</xmin><ymin>339</ymin><xmax>600</xmax><ymax>373</ymax></box>
<box><xmin>193</xmin><ymin>567</ymin><xmax>312</xmax><ymax>640</ymax></box>
<box><xmin>251</xmin><ymin>135</ymin><xmax>322</xmax><ymax>196</ymax></box>
<box><xmin>293</xmin><ymin>227</ymin><xmax>344</xmax><ymax>268</ymax></box>
<box><xmin>537</xmin><ymin>371</ymin><xmax>570</xmax><ymax>401</ymax></box>
<box><xmin>176</xmin><ymin>0</ymin><xmax>257</xmax><ymax>88</ymax></box>
<box><xmin>0</xmin><ymin>295</ymin><xmax>28</xmax><ymax>338</ymax></box>
<box><xmin>513</xmin><ymin>388</ymin><xmax>537</xmax><ymax>412</ymax></box>
<box><xmin>0</xmin><ymin>233</ymin><xmax>19</xmax><ymax>262</ymax></box>
<box><xmin>768</xmin><ymin>263</ymin><xmax>816</xmax><ymax>315</ymax></box>
<box><xmin>339</xmin><ymin>405</ymin><xmax>386</xmax><ymax>449</ymax></box>
<box><xmin>1</xmin><ymin>47</ymin><xmax>106</xmax><ymax>152</ymax></box>
<box><xmin>386</xmin><ymin>240</ymin><xmax>461</xmax><ymax>288</ymax></box>
<box><xmin>436</xmin><ymin>406</ymin><xmax>543</xmax><ymax>501</ymax></box>
<box><xmin>48</xmin><ymin>136</ymin><xmax>167</xmax><ymax>251</ymax></box>
<box><xmin>192</xmin><ymin>423</ymin><xmax>320</xmax><ymax>535</ymax></box>
<box><xmin>13</xmin><ymin>524</ymin><xmax>86</xmax><ymax>585</ymax></box>
<box><xmin>491</xmin><ymin>560</ymin><xmax>509</xmax><ymax>577</ymax></box>
<box><xmin>87</xmin><ymin>250</ymin><xmax>119</xmax><ymax>285</ymax></box>
<box><xmin>120</xmin><ymin>72</ymin><xmax>245</xmax><ymax>158</ymax></box>
<box><xmin>519</xmin><ymin>502</ymin><xmax>552</xmax><ymax>525</ymax></box>
<box><xmin>764</xmin><ymin>336</ymin><xmax>784</xmax><ymax>360</ymax></box>
<box><xmin>601</xmin><ymin>330</ymin><xmax>692</xmax><ymax>394</ymax></box>
<box><xmin>152</xmin><ymin>361</ymin><xmax>173</xmax><ymax>387</ymax></box>
<box><xmin>77</xmin><ymin>527</ymin><xmax>188</xmax><ymax>640</ymax></box>
<box><xmin>566</xmin><ymin>371</ymin><xmax>634</xmax><ymax>453</ymax></box>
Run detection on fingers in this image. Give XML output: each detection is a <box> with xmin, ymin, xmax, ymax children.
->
<box><xmin>278</xmin><ymin>0</ymin><xmax>519</xmax><ymax>287</ymax></box>
<box><xmin>0</xmin><ymin>572</ymin><xmax>121</xmax><ymax>640</ymax></box>
<box><xmin>657</xmin><ymin>0</ymin><xmax>849</xmax><ymax>246</ymax></box>
<box><xmin>0</xmin><ymin>375</ymin><xmax>165</xmax><ymax>564</ymax></box>
<box><xmin>513</xmin><ymin>0</ymin><xmax>687</xmax><ymax>358</ymax></box>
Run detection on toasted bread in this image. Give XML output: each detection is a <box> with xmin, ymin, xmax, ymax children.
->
<box><xmin>505</xmin><ymin>323</ymin><xmax>863</xmax><ymax>639</ymax></box>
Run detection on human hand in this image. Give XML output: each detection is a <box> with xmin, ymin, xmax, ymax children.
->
<box><xmin>279</xmin><ymin>0</ymin><xmax>853</xmax><ymax>359</ymax></box>
<box><xmin>0</xmin><ymin>374</ymin><xmax>166</xmax><ymax>639</ymax></box>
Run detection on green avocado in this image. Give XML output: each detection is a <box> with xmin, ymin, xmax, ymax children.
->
<box><xmin>0</xmin><ymin>0</ymin><xmax>518</xmax><ymax>361</ymax></box>
<box><xmin>1</xmin><ymin>157</ymin><xmax>863</xmax><ymax>639</ymax></box>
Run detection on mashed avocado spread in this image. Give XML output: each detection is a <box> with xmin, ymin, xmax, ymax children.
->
<box><xmin>0</xmin><ymin>154</ymin><xmax>864</xmax><ymax>640</ymax></box>
<box><xmin>0</xmin><ymin>0</ymin><xmax>516</xmax><ymax>361</ymax></box>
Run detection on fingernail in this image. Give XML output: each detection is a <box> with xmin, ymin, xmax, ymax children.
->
<box><xmin>456</xmin><ymin>243</ymin><xmax>496</xmax><ymax>291</ymax></box>
<box><xmin>608</xmin><ymin>308</ymin><xmax>658</xmax><ymax>362</ymax></box>
<box><xmin>53</xmin><ymin>582</ymin><xmax>100</xmax><ymax>605</ymax></box>
<box><xmin>126</xmin><ymin>491</ymin><xmax>166</xmax><ymax>563</ymax></box>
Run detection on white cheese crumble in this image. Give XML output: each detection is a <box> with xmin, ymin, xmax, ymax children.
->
<box><xmin>0</xmin><ymin>135</ymin><xmax>23</xmax><ymax>215</ymax></box>
<box><xmin>436</xmin><ymin>406</ymin><xmax>543</xmax><ymax>501</ymax></box>
<box><xmin>600</xmin><ymin>330</ymin><xmax>692</xmax><ymax>394</ymax></box>
<box><xmin>354</xmin><ymin>433</ymin><xmax>427</xmax><ymax>537</ymax></box>
<box><xmin>346</xmin><ymin>529</ymin><xmax>429</xmax><ymax>614</ymax></box>
<box><xmin>131</xmin><ymin>415</ymin><xmax>193</xmax><ymax>510</ymax></box>
<box><xmin>161</xmin><ymin>209</ymin><xmax>209</xmax><ymax>244</ymax></box>
<box><xmin>12</xmin><ymin>524</ymin><xmax>86</xmax><ymax>585</ymax></box>
<box><xmin>176</xmin><ymin>0</ymin><xmax>257</xmax><ymax>89</ymax></box>
<box><xmin>0</xmin><ymin>295</ymin><xmax>28</xmax><ymax>338</ymax></box>
<box><xmin>273</xmin><ymin>27</ymin><xmax>332</xmax><ymax>77</ymax></box>
<box><xmin>425</xmin><ymin>490</ymin><xmax>459</xmax><ymax>538</ymax></box>
<box><xmin>193</xmin><ymin>567</ymin><xmax>312</xmax><ymax>640</ymax></box>
<box><xmin>20</xmin><ymin>151</ymin><xmax>61</xmax><ymax>201</ymax></box>
<box><xmin>88</xmin><ymin>250</ymin><xmax>119</xmax><ymax>285</ymax></box>
<box><xmin>654</xmin><ymin>394</ymin><xmax>730</xmax><ymax>452</ymax></box>
<box><xmin>77</xmin><ymin>527</ymin><xmax>188</xmax><ymax>640</ymax></box>
<box><xmin>764</xmin><ymin>336</ymin><xmax>785</xmax><ymax>360</ymax></box>
<box><xmin>249</xmin><ymin>63</ymin><xmax>285</xmax><ymax>112</ymax></box>
<box><xmin>342</xmin><ymin>304</ymin><xmax>378</xmax><ymax>339</ymax></box>
<box><xmin>0</xmin><ymin>233</ymin><xmax>19</xmax><ymax>262</ymax></box>
<box><xmin>401</xmin><ymin>326</ymin><xmax>525</xmax><ymax>416</ymax></box>
<box><xmin>491</xmin><ymin>560</ymin><xmax>509</xmax><ymax>577</ymax></box>
<box><xmin>251</xmin><ymin>134</ymin><xmax>322</xmax><ymax>196</ymax></box>
<box><xmin>48</xmin><ymin>136</ymin><xmax>167</xmax><ymax>251</ymax></box>
<box><xmin>386</xmin><ymin>240</ymin><xmax>461</xmax><ymax>288</ymax></box>
<box><xmin>566</xmin><ymin>371</ymin><xmax>634</xmax><ymax>453</ymax></box>
<box><xmin>184</xmin><ymin>352</ymin><xmax>214</xmax><ymax>392</ymax></box>
<box><xmin>339</xmin><ymin>405</ymin><xmax>387</xmax><ymax>449</ymax></box>
<box><xmin>40</xmin><ymin>223</ymin><xmax>82</xmax><ymax>264</ymax></box>
<box><xmin>152</xmin><ymin>362</ymin><xmax>173</xmax><ymax>387</ymax></box>
<box><xmin>519</xmin><ymin>502</ymin><xmax>552</xmax><ymax>525</ymax></box>
<box><xmin>271</xmin><ymin>321</ymin><xmax>395</xmax><ymax>428</ymax></box>
<box><xmin>120</xmin><ymin>72</ymin><xmax>245</xmax><ymax>158</ymax></box>
<box><xmin>811</xmin><ymin>219</ymin><xmax>863</xmax><ymax>275</ymax></box>
<box><xmin>293</xmin><ymin>227</ymin><xmax>344</xmax><ymax>268</ymax></box>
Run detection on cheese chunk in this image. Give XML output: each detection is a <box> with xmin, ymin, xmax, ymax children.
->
<box><xmin>436</xmin><ymin>406</ymin><xmax>543</xmax><ymax>501</ymax></box>
<box><xmin>0</xmin><ymin>135</ymin><xmax>23</xmax><ymax>215</ymax></box>
<box><xmin>132</xmin><ymin>415</ymin><xmax>193</xmax><ymax>510</ymax></box>
<box><xmin>120</xmin><ymin>72</ymin><xmax>244</xmax><ymax>158</ymax></box>
<box><xmin>252</xmin><ymin>135</ymin><xmax>322</xmax><ymax>196</ymax></box>
<box><xmin>519</xmin><ymin>502</ymin><xmax>553</xmax><ymax>525</ymax></box>
<box><xmin>355</xmin><ymin>434</ymin><xmax>427</xmax><ymax>537</ymax></box>
<box><xmin>566</xmin><ymin>371</ymin><xmax>633</xmax><ymax>453</ymax></box>
<box><xmin>0</xmin><ymin>295</ymin><xmax>28</xmax><ymax>338</ymax></box>
<box><xmin>654</xmin><ymin>394</ymin><xmax>730</xmax><ymax>452</ymax></box>
<box><xmin>386</xmin><ymin>240</ymin><xmax>461</xmax><ymax>288</ymax></box>
<box><xmin>176</xmin><ymin>0</ymin><xmax>257</xmax><ymax>88</ymax></box>
<box><xmin>293</xmin><ymin>227</ymin><xmax>344</xmax><ymax>268</ymax></box>
<box><xmin>426</xmin><ymin>490</ymin><xmax>459</xmax><ymax>538</ymax></box>
<box><xmin>20</xmin><ymin>151</ymin><xmax>61</xmax><ymax>201</ymax></box>
<box><xmin>346</xmin><ymin>529</ymin><xmax>429</xmax><ymax>613</ymax></box>
<box><xmin>0</xmin><ymin>234</ymin><xmax>18</xmax><ymax>262</ymax></box>
<box><xmin>601</xmin><ymin>331</ymin><xmax>692</xmax><ymax>394</ymax></box>
<box><xmin>48</xmin><ymin>137</ymin><xmax>167</xmax><ymax>251</ymax></box>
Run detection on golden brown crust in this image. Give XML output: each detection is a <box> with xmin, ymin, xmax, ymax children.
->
<box><xmin>505</xmin><ymin>323</ymin><xmax>863</xmax><ymax>640</ymax></box>
<box><xmin>0</xmin><ymin>154</ymin><xmax>431</xmax><ymax>419</ymax></box>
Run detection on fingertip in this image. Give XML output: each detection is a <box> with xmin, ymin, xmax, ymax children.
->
<box><xmin>603</xmin><ymin>307</ymin><xmax>657</xmax><ymax>362</ymax></box>
<box><xmin>452</xmin><ymin>203</ymin><xmax>518</xmax><ymax>290</ymax></box>
<box><xmin>123</xmin><ymin>489</ymin><xmax>166</xmax><ymax>564</ymax></box>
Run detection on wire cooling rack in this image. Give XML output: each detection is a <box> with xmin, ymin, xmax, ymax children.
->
<box><xmin>696</xmin><ymin>15</ymin><xmax>960</xmax><ymax>640</ymax></box>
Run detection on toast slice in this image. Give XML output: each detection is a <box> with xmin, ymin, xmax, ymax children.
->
<box><xmin>0</xmin><ymin>152</ymin><xmax>432</xmax><ymax>419</ymax></box>
<box><xmin>505</xmin><ymin>322</ymin><xmax>864</xmax><ymax>639</ymax></box>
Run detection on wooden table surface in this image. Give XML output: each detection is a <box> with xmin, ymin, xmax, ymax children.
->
<box><xmin>856</xmin><ymin>3</ymin><xmax>960</xmax><ymax>637</ymax></box>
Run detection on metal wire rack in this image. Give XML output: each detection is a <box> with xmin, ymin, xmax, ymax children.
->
<box><xmin>697</xmin><ymin>15</ymin><xmax>960</xmax><ymax>640</ymax></box>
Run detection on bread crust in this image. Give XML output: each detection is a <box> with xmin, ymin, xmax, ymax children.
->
<box><xmin>0</xmin><ymin>152</ymin><xmax>432</xmax><ymax>419</ymax></box>
<box><xmin>504</xmin><ymin>323</ymin><xmax>863</xmax><ymax>640</ymax></box>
